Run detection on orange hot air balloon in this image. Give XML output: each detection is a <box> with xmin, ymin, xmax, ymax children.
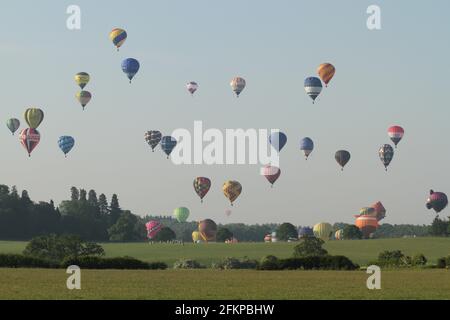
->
<box><xmin>317</xmin><ymin>63</ymin><xmax>335</xmax><ymax>87</ymax></box>
<box><xmin>355</xmin><ymin>216</ymin><xmax>379</xmax><ymax>239</ymax></box>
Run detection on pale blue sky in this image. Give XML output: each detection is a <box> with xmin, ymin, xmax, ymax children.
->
<box><xmin>1</xmin><ymin>1</ymin><xmax>449</xmax><ymax>226</ymax></box>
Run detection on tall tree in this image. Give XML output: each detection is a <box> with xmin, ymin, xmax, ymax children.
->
<box><xmin>10</xmin><ymin>186</ymin><xmax>19</xmax><ymax>199</ymax></box>
<box><xmin>21</xmin><ymin>190</ymin><xmax>32</xmax><ymax>205</ymax></box>
<box><xmin>109</xmin><ymin>194</ymin><xmax>121</xmax><ymax>225</ymax></box>
<box><xmin>98</xmin><ymin>194</ymin><xmax>109</xmax><ymax>215</ymax></box>
<box><xmin>88</xmin><ymin>190</ymin><xmax>98</xmax><ymax>207</ymax></box>
<box><xmin>70</xmin><ymin>187</ymin><xmax>79</xmax><ymax>201</ymax></box>
<box><xmin>79</xmin><ymin>189</ymin><xmax>87</xmax><ymax>202</ymax></box>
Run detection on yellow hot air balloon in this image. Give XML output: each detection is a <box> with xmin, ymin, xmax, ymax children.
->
<box><xmin>313</xmin><ymin>222</ymin><xmax>333</xmax><ymax>241</ymax></box>
<box><xmin>192</xmin><ymin>231</ymin><xmax>202</xmax><ymax>243</ymax></box>
<box><xmin>24</xmin><ymin>108</ymin><xmax>44</xmax><ymax>129</ymax></box>
<box><xmin>74</xmin><ymin>72</ymin><xmax>90</xmax><ymax>89</ymax></box>
<box><xmin>223</xmin><ymin>180</ymin><xmax>242</xmax><ymax>206</ymax></box>
<box><xmin>317</xmin><ymin>63</ymin><xmax>335</xmax><ymax>87</ymax></box>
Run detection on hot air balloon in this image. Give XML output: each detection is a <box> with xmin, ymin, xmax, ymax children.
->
<box><xmin>298</xmin><ymin>226</ymin><xmax>314</xmax><ymax>239</ymax></box>
<box><xmin>6</xmin><ymin>118</ymin><xmax>20</xmax><ymax>135</ymax></box>
<box><xmin>145</xmin><ymin>220</ymin><xmax>163</xmax><ymax>240</ymax></box>
<box><xmin>371</xmin><ymin>201</ymin><xmax>386</xmax><ymax>221</ymax></box>
<box><xmin>121</xmin><ymin>58</ymin><xmax>140</xmax><ymax>83</ymax></box>
<box><xmin>355</xmin><ymin>216</ymin><xmax>379</xmax><ymax>239</ymax></box>
<box><xmin>76</xmin><ymin>91</ymin><xmax>92</xmax><ymax>110</ymax></box>
<box><xmin>317</xmin><ymin>63</ymin><xmax>335</xmax><ymax>87</ymax></box>
<box><xmin>223</xmin><ymin>180</ymin><xmax>242</xmax><ymax>206</ymax></box>
<box><xmin>109</xmin><ymin>28</ymin><xmax>127</xmax><ymax>51</ymax></box>
<box><xmin>300</xmin><ymin>137</ymin><xmax>314</xmax><ymax>160</ymax></box>
<box><xmin>313</xmin><ymin>222</ymin><xmax>333</xmax><ymax>241</ymax></box>
<box><xmin>74</xmin><ymin>72</ymin><xmax>90</xmax><ymax>89</ymax></box>
<box><xmin>161</xmin><ymin>136</ymin><xmax>177</xmax><ymax>158</ymax></box>
<box><xmin>335</xmin><ymin>150</ymin><xmax>351</xmax><ymax>171</ymax></box>
<box><xmin>186</xmin><ymin>81</ymin><xmax>198</xmax><ymax>96</ymax></box>
<box><xmin>335</xmin><ymin>229</ymin><xmax>344</xmax><ymax>240</ymax></box>
<box><xmin>58</xmin><ymin>136</ymin><xmax>75</xmax><ymax>157</ymax></box>
<box><xmin>230</xmin><ymin>77</ymin><xmax>246</xmax><ymax>97</ymax></box>
<box><xmin>269</xmin><ymin>132</ymin><xmax>287</xmax><ymax>152</ymax></box>
<box><xmin>199</xmin><ymin>219</ymin><xmax>218</xmax><ymax>242</ymax></box>
<box><xmin>192</xmin><ymin>231</ymin><xmax>202</xmax><ymax>243</ymax></box>
<box><xmin>264</xmin><ymin>234</ymin><xmax>272</xmax><ymax>242</ymax></box>
<box><xmin>24</xmin><ymin>108</ymin><xmax>44</xmax><ymax>129</ymax></box>
<box><xmin>261</xmin><ymin>165</ymin><xmax>281</xmax><ymax>187</ymax></box>
<box><xmin>359</xmin><ymin>207</ymin><xmax>376</xmax><ymax>216</ymax></box>
<box><xmin>379</xmin><ymin>144</ymin><xmax>394</xmax><ymax>171</ymax></box>
<box><xmin>19</xmin><ymin>128</ymin><xmax>40</xmax><ymax>157</ymax></box>
<box><xmin>144</xmin><ymin>131</ymin><xmax>162</xmax><ymax>152</ymax></box>
<box><xmin>173</xmin><ymin>207</ymin><xmax>190</xmax><ymax>223</ymax></box>
<box><xmin>388</xmin><ymin>126</ymin><xmax>404</xmax><ymax>148</ymax></box>
<box><xmin>304</xmin><ymin>77</ymin><xmax>322</xmax><ymax>103</ymax></box>
<box><xmin>193</xmin><ymin>177</ymin><xmax>211</xmax><ymax>203</ymax></box>
<box><xmin>426</xmin><ymin>190</ymin><xmax>448</xmax><ymax>214</ymax></box>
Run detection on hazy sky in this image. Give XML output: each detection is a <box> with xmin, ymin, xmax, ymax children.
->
<box><xmin>1</xmin><ymin>1</ymin><xmax>449</xmax><ymax>226</ymax></box>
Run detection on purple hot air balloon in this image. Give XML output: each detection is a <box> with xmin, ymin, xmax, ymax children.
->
<box><xmin>426</xmin><ymin>190</ymin><xmax>448</xmax><ymax>214</ymax></box>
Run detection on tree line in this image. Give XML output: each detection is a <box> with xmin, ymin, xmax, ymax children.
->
<box><xmin>0</xmin><ymin>184</ymin><xmax>448</xmax><ymax>241</ymax></box>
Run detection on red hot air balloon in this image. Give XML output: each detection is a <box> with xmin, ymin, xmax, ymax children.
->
<box><xmin>388</xmin><ymin>126</ymin><xmax>404</xmax><ymax>148</ymax></box>
<box><xmin>19</xmin><ymin>128</ymin><xmax>40</xmax><ymax>157</ymax></box>
<box><xmin>193</xmin><ymin>177</ymin><xmax>211</xmax><ymax>203</ymax></box>
<box><xmin>145</xmin><ymin>220</ymin><xmax>163</xmax><ymax>240</ymax></box>
<box><xmin>261</xmin><ymin>165</ymin><xmax>281</xmax><ymax>187</ymax></box>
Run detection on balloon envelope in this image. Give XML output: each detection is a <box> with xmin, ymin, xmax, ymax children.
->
<box><xmin>269</xmin><ymin>132</ymin><xmax>287</xmax><ymax>152</ymax></box>
<box><xmin>145</xmin><ymin>131</ymin><xmax>162</xmax><ymax>151</ymax></box>
<box><xmin>145</xmin><ymin>220</ymin><xmax>163</xmax><ymax>240</ymax></box>
<box><xmin>24</xmin><ymin>108</ymin><xmax>44</xmax><ymax>129</ymax></box>
<box><xmin>304</xmin><ymin>77</ymin><xmax>322</xmax><ymax>102</ymax></box>
<box><xmin>6</xmin><ymin>118</ymin><xmax>20</xmax><ymax>135</ymax></box>
<box><xmin>223</xmin><ymin>180</ymin><xmax>242</xmax><ymax>205</ymax></box>
<box><xmin>19</xmin><ymin>128</ymin><xmax>40</xmax><ymax>156</ymax></box>
<box><xmin>317</xmin><ymin>63</ymin><xmax>335</xmax><ymax>86</ymax></box>
<box><xmin>355</xmin><ymin>216</ymin><xmax>379</xmax><ymax>239</ymax></box>
<box><xmin>173</xmin><ymin>207</ymin><xmax>190</xmax><ymax>223</ymax></box>
<box><xmin>161</xmin><ymin>136</ymin><xmax>177</xmax><ymax>158</ymax></box>
<box><xmin>335</xmin><ymin>229</ymin><xmax>344</xmax><ymax>240</ymax></box>
<box><xmin>186</xmin><ymin>81</ymin><xmax>199</xmax><ymax>95</ymax></box>
<box><xmin>300</xmin><ymin>137</ymin><xmax>314</xmax><ymax>159</ymax></box>
<box><xmin>122</xmin><ymin>58</ymin><xmax>140</xmax><ymax>82</ymax></box>
<box><xmin>74</xmin><ymin>72</ymin><xmax>90</xmax><ymax>89</ymax></box>
<box><xmin>193</xmin><ymin>177</ymin><xmax>211</xmax><ymax>202</ymax></box>
<box><xmin>58</xmin><ymin>136</ymin><xmax>75</xmax><ymax>156</ymax></box>
<box><xmin>313</xmin><ymin>223</ymin><xmax>333</xmax><ymax>241</ymax></box>
<box><xmin>198</xmin><ymin>219</ymin><xmax>218</xmax><ymax>242</ymax></box>
<box><xmin>379</xmin><ymin>144</ymin><xmax>394</xmax><ymax>170</ymax></box>
<box><xmin>298</xmin><ymin>226</ymin><xmax>314</xmax><ymax>238</ymax></box>
<box><xmin>388</xmin><ymin>126</ymin><xmax>404</xmax><ymax>147</ymax></box>
<box><xmin>110</xmin><ymin>28</ymin><xmax>127</xmax><ymax>50</ymax></box>
<box><xmin>335</xmin><ymin>150</ymin><xmax>351</xmax><ymax>170</ymax></box>
<box><xmin>261</xmin><ymin>165</ymin><xmax>281</xmax><ymax>186</ymax></box>
<box><xmin>230</xmin><ymin>77</ymin><xmax>246</xmax><ymax>97</ymax></box>
<box><xmin>371</xmin><ymin>201</ymin><xmax>386</xmax><ymax>221</ymax></box>
<box><xmin>76</xmin><ymin>91</ymin><xmax>92</xmax><ymax>109</ymax></box>
<box><xmin>426</xmin><ymin>190</ymin><xmax>448</xmax><ymax>213</ymax></box>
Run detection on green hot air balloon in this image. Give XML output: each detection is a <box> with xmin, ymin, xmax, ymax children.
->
<box><xmin>313</xmin><ymin>222</ymin><xmax>333</xmax><ymax>241</ymax></box>
<box><xmin>173</xmin><ymin>207</ymin><xmax>190</xmax><ymax>223</ymax></box>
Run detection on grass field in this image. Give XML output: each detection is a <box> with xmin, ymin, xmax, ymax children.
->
<box><xmin>0</xmin><ymin>269</ymin><xmax>449</xmax><ymax>299</ymax></box>
<box><xmin>1</xmin><ymin>237</ymin><xmax>449</xmax><ymax>266</ymax></box>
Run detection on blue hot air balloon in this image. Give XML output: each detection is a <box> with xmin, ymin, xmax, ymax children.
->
<box><xmin>304</xmin><ymin>77</ymin><xmax>323</xmax><ymax>103</ymax></box>
<box><xmin>121</xmin><ymin>58</ymin><xmax>140</xmax><ymax>83</ymax></box>
<box><xmin>58</xmin><ymin>136</ymin><xmax>75</xmax><ymax>157</ymax></box>
<box><xmin>269</xmin><ymin>132</ymin><xmax>287</xmax><ymax>152</ymax></box>
<box><xmin>298</xmin><ymin>226</ymin><xmax>314</xmax><ymax>238</ymax></box>
<box><xmin>300</xmin><ymin>137</ymin><xmax>314</xmax><ymax>160</ymax></box>
<box><xmin>161</xmin><ymin>136</ymin><xmax>177</xmax><ymax>159</ymax></box>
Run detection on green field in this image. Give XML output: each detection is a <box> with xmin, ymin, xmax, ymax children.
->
<box><xmin>1</xmin><ymin>237</ymin><xmax>449</xmax><ymax>266</ymax></box>
<box><xmin>0</xmin><ymin>269</ymin><xmax>449</xmax><ymax>299</ymax></box>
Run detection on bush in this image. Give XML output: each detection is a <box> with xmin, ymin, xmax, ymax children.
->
<box><xmin>259</xmin><ymin>255</ymin><xmax>280</xmax><ymax>270</ymax></box>
<box><xmin>411</xmin><ymin>254</ymin><xmax>427</xmax><ymax>266</ymax></box>
<box><xmin>0</xmin><ymin>254</ymin><xmax>59</xmax><ymax>268</ymax></box>
<box><xmin>293</xmin><ymin>237</ymin><xmax>328</xmax><ymax>257</ymax></box>
<box><xmin>445</xmin><ymin>255</ymin><xmax>450</xmax><ymax>267</ymax></box>
<box><xmin>173</xmin><ymin>259</ymin><xmax>205</xmax><ymax>269</ymax></box>
<box><xmin>436</xmin><ymin>257</ymin><xmax>446</xmax><ymax>269</ymax></box>
<box><xmin>214</xmin><ymin>257</ymin><xmax>259</xmax><ymax>270</ymax></box>
<box><xmin>61</xmin><ymin>256</ymin><xmax>166</xmax><ymax>270</ymax></box>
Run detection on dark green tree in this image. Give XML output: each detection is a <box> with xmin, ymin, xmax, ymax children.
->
<box><xmin>98</xmin><ymin>194</ymin><xmax>109</xmax><ymax>215</ymax></box>
<box><xmin>276</xmin><ymin>223</ymin><xmax>298</xmax><ymax>241</ymax></box>
<box><xmin>293</xmin><ymin>237</ymin><xmax>328</xmax><ymax>257</ymax></box>
<box><xmin>153</xmin><ymin>227</ymin><xmax>176</xmax><ymax>242</ymax></box>
<box><xmin>343</xmin><ymin>224</ymin><xmax>363</xmax><ymax>240</ymax></box>
<box><xmin>216</xmin><ymin>227</ymin><xmax>234</xmax><ymax>242</ymax></box>
<box><xmin>21</xmin><ymin>190</ymin><xmax>32</xmax><ymax>206</ymax></box>
<box><xmin>430</xmin><ymin>216</ymin><xmax>449</xmax><ymax>236</ymax></box>
<box><xmin>70</xmin><ymin>187</ymin><xmax>79</xmax><ymax>201</ymax></box>
<box><xmin>79</xmin><ymin>189</ymin><xmax>87</xmax><ymax>202</ymax></box>
<box><xmin>108</xmin><ymin>211</ymin><xmax>144</xmax><ymax>242</ymax></box>
<box><xmin>88</xmin><ymin>190</ymin><xmax>98</xmax><ymax>207</ymax></box>
<box><xmin>109</xmin><ymin>194</ymin><xmax>122</xmax><ymax>225</ymax></box>
<box><xmin>10</xmin><ymin>186</ymin><xmax>19</xmax><ymax>199</ymax></box>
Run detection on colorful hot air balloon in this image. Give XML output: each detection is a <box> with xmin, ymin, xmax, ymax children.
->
<box><xmin>145</xmin><ymin>220</ymin><xmax>163</xmax><ymax>240</ymax></box>
<box><xmin>76</xmin><ymin>91</ymin><xmax>92</xmax><ymax>110</ymax></box>
<box><xmin>300</xmin><ymin>137</ymin><xmax>314</xmax><ymax>160</ymax></box>
<box><xmin>161</xmin><ymin>136</ymin><xmax>177</xmax><ymax>158</ymax></box>
<box><xmin>186</xmin><ymin>81</ymin><xmax>198</xmax><ymax>96</ymax></box>
<box><xmin>426</xmin><ymin>190</ymin><xmax>448</xmax><ymax>214</ymax></box>
<box><xmin>24</xmin><ymin>108</ymin><xmax>44</xmax><ymax>129</ymax></box>
<box><xmin>335</xmin><ymin>150</ymin><xmax>351</xmax><ymax>171</ymax></box>
<box><xmin>6</xmin><ymin>118</ymin><xmax>20</xmax><ymax>135</ymax></box>
<box><xmin>58</xmin><ymin>136</ymin><xmax>75</xmax><ymax>157</ymax></box>
<box><xmin>335</xmin><ymin>229</ymin><xmax>344</xmax><ymax>240</ymax></box>
<box><xmin>298</xmin><ymin>226</ymin><xmax>314</xmax><ymax>239</ymax></box>
<box><xmin>313</xmin><ymin>222</ymin><xmax>333</xmax><ymax>241</ymax></box>
<box><xmin>388</xmin><ymin>126</ymin><xmax>404</xmax><ymax>148</ymax></box>
<box><xmin>109</xmin><ymin>28</ymin><xmax>127</xmax><ymax>51</ymax></box>
<box><xmin>317</xmin><ymin>63</ymin><xmax>335</xmax><ymax>87</ymax></box>
<box><xmin>74</xmin><ymin>72</ymin><xmax>90</xmax><ymax>89</ymax></box>
<box><xmin>264</xmin><ymin>234</ymin><xmax>272</xmax><ymax>242</ymax></box>
<box><xmin>359</xmin><ymin>207</ymin><xmax>376</xmax><ymax>216</ymax></box>
<box><xmin>269</xmin><ymin>132</ymin><xmax>287</xmax><ymax>152</ymax></box>
<box><xmin>173</xmin><ymin>207</ymin><xmax>190</xmax><ymax>223</ymax></box>
<box><xmin>198</xmin><ymin>219</ymin><xmax>218</xmax><ymax>242</ymax></box>
<box><xmin>371</xmin><ymin>201</ymin><xmax>386</xmax><ymax>221</ymax></box>
<box><xmin>230</xmin><ymin>77</ymin><xmax>246</xmax><ymax>97</ymax></box>
<box><xmin>304</xmin><ymin>77</ymin><xmax>322</xmax><ymax>103</ymax></box>
<box><xmin>261</xmin><ymin>165</ymin><xmax>281</xmax><ymax>187</ymax></box>
<box><xmin>223</xmin><ymin>180</ymin><xmax>242</xmax><ymax>206</ymax></box>
<box><xmin>19</xmin><ymin>128</ymin><xmax>40</xmax><ymax>157</ymax></box>
<box><xmin>192</xmin><ymin>231</ymin><xmax>202</xmax><ymax>243</ymax></box>
<box><xmin>379</xmin><ymin>144</ymin><xmax>394</xmax><ymax>171</ymax></box>
<box><xmin>355</xmin><ymin>216</ymin><xmax>379</xmax><ymax>239</ymax></box>
<box><xmin>144</xmin><ymin>131</ymin><xmax>162</xmax><ymax>152</ymax></box>
<box><xmin>193</xmin><ymin>177</ymin><xmax>211</xmax><ymax>203</ymax></box>
<box><xmin>121</xmin><ymin>58</ymin><xmax>140</xmax><ymax>83</ymax></box>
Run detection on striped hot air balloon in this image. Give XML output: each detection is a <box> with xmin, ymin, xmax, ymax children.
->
<box><xmin>313</xmin><ymin>222</ymin><xmax>333</xmax><ymax>241</ymax></box>
<box><xmin>19</xmin><ymin>128</ymin><xmax>40</xmax><ymax>157</ymax></box>
<box><xmin>261</xmin><ymin>165</ymin><xmax>281</xmax><ymax>187</ymax></box>
<box><xmin>317</xmin><ymin>63</ymin><xmax>335</xmax><ymax>87</ymax></box>
<box><xmin>388</xmin><ymin>126</ymin><xmax>404</xmax><ymax>148</ymax></box>
<box><xmin>74</xmin><ymin>72</ymin><xmax>90</xmax><ymax>89</ymax></box>
<box><xmin>355</xmin><ymin>216</ymin><xmax>379</xmax><ymax>239</ymax></box>
<box><xmin>198</xmin><ymin>219</ymin><xmax>218</xmax><ymax>242</ymax></box>
<box><xmin>109</xmin><ymin>28</ymin><xmax>127</xmax><ymax>51</ymax></box>
<box><xmin>335</xmin><ymin>229</ymin><xmax>344</xmax><ymax>240</ymax></box>
<box><xmin>304</xmin><ymin>77</ymin><xmax>322</xmax><ymax>103</ymax></box>
<box><xmin>24</xmin><ymin>108</ymin><xmax>44</xmax><ymax>129</ymax></box>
